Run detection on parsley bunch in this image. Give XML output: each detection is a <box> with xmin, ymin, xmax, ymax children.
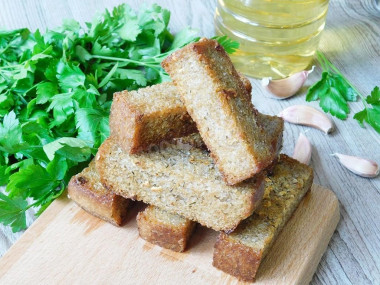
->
<box><xmin>0</xmin><ymin>3</ymin><xmax>239</xmax><ymax>232</ymax></box>
<box><xmin>306</xmin><ymin>51</ymin><xmax>380</xmax><ymax>133</ymax></box>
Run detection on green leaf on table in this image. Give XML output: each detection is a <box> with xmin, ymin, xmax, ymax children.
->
<box><xmin>47</xmin><ymin>92</ymin><xmax>75</xmax><ymax>126</ymax></box>
<box><xmin>71</xmin><ymin>88</ymin><xmax>96</xmax><ymax>109</ymax></box>
<box><xmin>98</xmin><ymin>63</ymin><xmax>118</xmax><ymax>88</ymax></box>
<box><xmin>331</xmin><ymin>74</ymin><xmax>357</xmax><ymax>102</ymax></box>
<box><xmin>116</xmin><ymin>68</ymin><xmax>147</xmax><ymax>86</ymax></box>
<box><xmin>36</xmin><ymin>81</ymin><xmax>59</xmax><ymax>104</ymax></box>
<box><xmin>306</xmin><ymin>72</ymin><xmax>329</xmax><ymax>102</ymax></box>
<box><xmin>75</xmin><ymin>45</ymin><xmax>92</xmax><ymax>62</ymax></box>
<box><xmin>0</xmin><ymin>192</ymin><xmax>28</xmax><ymax>232</ymax></box>
<box><xmin>57</xmin><ymin>63</ymin><xmax>85</xmax><ymax>91</ymax></box>
<box><xmin>366</xmin><ymin>107</ymin><xmax>380</xmax><ymax>133</ymax></box>
<box><xmin>213</xmin><ymin>35</ymin><xmax>240</xmax><ymax>54</ymax></box>
<box><xmin>43</xmin><ymin>137</ymin><xmax>92</xmax><ymax>162</ymax></box>
<box><xmin>354</xmin><ymin>86</ymin><xmax>380</xmax><ymax>133</ymax></box>
<box><xmin>6</xmin><ymin>164</ymin><xmax>59</xmax><ymax>200</ymax></box>
<box><xmin>138</xmin><ymin>4</ymin><xmax>170</xmax><ymax>37</ymax></box>
<box><xmin>0</xmin><ymin>164</ymin><xmax>9</xmax><ymax>185</ymax></box>
<box><xmin>169</xmin><ymin>28</ymin><xmax>199</xmax><ymax>51</ymax></box>
<box><xmin>0</xmin><ymin>93</ymin><xmax>14</xmax><ymax>116</ymax></box>
<box><xmin>319</xmin><ymin>86</ymin><xmax>350</xmax><ymax>120</ymax></box>
<box><xmin>75</xmin><ymin>108</ymin><xmax>109</xmax><ymax>147</ymax></box>
<box><xmin>46</xmin><ymin>155</ymin><xmax>68</xmax><ymax>181</ymax></box>
<box><xmin>305</xmin><ymin>71</ymin><xmax>350</xmax><ymax>119</ymax></box>
<box><xmin>0</xmin><ymin>111</ymin><xmax>26</xmax><ymax>154</ymax></box>
<box><xmin>34</xmin><ymin>186</ymin><xmax>65</xmax><ymax>216</ymax></box>
<box><xmin>118</xmin><ymin>19</ymin><xmax>141</xmax><ymax>42</ymax></box>
<box><xmin>366</xmin><ymin>86</ymin><xmax>380</xmax><ymax>105</ymax></box>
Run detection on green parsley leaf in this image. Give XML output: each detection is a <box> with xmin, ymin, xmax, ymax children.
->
<box><xmin>319</xmin><ymin>85</ymin><xmax>349</xmax><ymax>119</ymax></box>
<box><xmin>118</xmin><ymin>18</ymin><xmax>141</xmax><ymax>42</ymax></box>
<box><xmin>306</xmin><ymin>71</ymin><xmax>350</xmax><ymax>119</ymax></box>
<box><xmin>6</xmin><ymin>164</ymin><xmax>59</xmax><ymax>200</ymax></box>
<box><xmin>0</xmin><ymin>164</ymin><xmax>9</xmax><ymax>185</ymax></box>
<box><xmin>331</xmin><ymin>74</ymin><xmax>357</xmax><ymax>102</ymax></box>
<box><xmin>354</xmin><ymin>86</ymin><xmax>380</xmax><ymax>133</ymax></box>
<box><xmin>307</xmin><ymin>51</ymin><xmax>379</xmax><ymax>133</ymax></box>
<box><xmin>0</xmin><ymin>111</ymin><xmax>25</xmax><ymax>154</ymax></box>
<box><xmin>366</xmin><ymin>86</ymin><xmax>380</xmax><ymax>105</ymax></box>
<box><xmin>36</xmin><ymin>81</ymin><xmax>59</xmax><ymax>104</ymax></box>
<box><xmin>306</xmin><ymin>72</ymin><xmax>329</xmax><ymax>102</ymax></box>
<box><xmin>43</xmin><ymin>137</ymin><xmax>92</xmax><ymax>162</ymax></box>
<box><xmin>75</xmin><ymin>108</ymin><xmax>109</xmax><ymax>147</ymax></box>
<box><xmin>47</xmin><ymin>93</ymin><xmax>75</xmax><ymax>127</ymax></box>
<box><xmin>57</xmin><ymin>63</ymin><xmax>86</xmax><ymax>91</ymax></box>
<box><xmin>213</xmin><ymin>35</ymin><xmax>240</xmax><ymax>54</ymax></box>
<box><xmin>0</xmin><ymin>192</ymin><xmax>28</xmax><ymax>232</ymax></box>
<box><xmin>169</xmin><ymin>28</ymin><xmax>199</xmax><ymax>51</ymax></box>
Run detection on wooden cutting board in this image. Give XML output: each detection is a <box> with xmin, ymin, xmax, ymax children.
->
<box><xmin>0</xmin><ymin>184</ymin><xmax>339</xmax><ymax>284</ymax></box>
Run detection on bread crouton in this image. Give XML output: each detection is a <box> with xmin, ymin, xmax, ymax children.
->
<box><xmin>68</xmin><ymin>160</ymin><xmax>130</xmax><ymax>226</ymax></box>
<box><xmin>162</xmin><ymin>38</ymin><xmax>280</xmax><ymax>185</ymax></box>
<box><xmin>137</xmin><ymin>205</ymin><xmax>196</xmax><ymax>252</ymax></box>
<box><xmin>95</xmin><ymin>138</ymin><xmax>265</xmax><ymax>231</ymax></box>
<box><xmin>213</xmin><ymin>155</ymin><xmax>313</xmax><ymax>281</ymax></box>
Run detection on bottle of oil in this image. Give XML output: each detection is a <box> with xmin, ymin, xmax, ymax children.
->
<box><xmin>215</xmin><ymin>0</ymin><xmax>329</xmax><ymax>79</ymax></box>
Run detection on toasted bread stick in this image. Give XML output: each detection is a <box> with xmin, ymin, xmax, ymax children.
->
<box><xmin>213</xmin><ymin>155</ymin><xmax>313</xmax><ymax>281</ymax></box>
<box><xmin>95</xmin><ymin>138</ymin><xmax>265</xmax><ymax>232</ymax></box>
<box><xmin>137</xmin><ymin>205</ymin><xmax>196</xmax><ymax>252</ymax></box>
<box><xmin>68</xmin><ymin>160</ymin><xmax>130</xmax><ymax>226</ymax></box>
<box><xmin>162</xmin><ymin>38</ymin><xmax>280</xmax><ymax>185</ymax></box>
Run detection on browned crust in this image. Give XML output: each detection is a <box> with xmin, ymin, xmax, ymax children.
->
<box><xmin>110</xmin><ymin>92</ymin><xmax>198</xmax><ymax>154</ymax></box>
<box><xmin>95</xmin><ymin>142</ymin><xmax>112</xmax><ymax>191</ymax></box>
<box><xmin>269</xmin><ymin>117</ymin><xmax>284</xmax><ymax>155</ymax></box>
<box><xmin>68</xmin><ymin>165</ymin><xmax>129</xmax><ymax>226</ymax></box>
<box><xmin>136</xmin><ymin>208</ymin><xmax>196</xmax><ymax>252</ymax></box>
<box><xmin>213</xmin><ymin>233</ymin><xmax>262</xmax><ymax>282</ymax></box>
<box><xmin>239</xmin><ymin>72</ymin><xmax>252</xmax><ymax>97</ymax></box>
<box><xmin>109</xmin><ymin>92</ymin><xmax>140</xmax><ymax>153</ymax></box>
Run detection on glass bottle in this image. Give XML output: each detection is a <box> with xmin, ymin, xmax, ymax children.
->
<box><xmin>215</xmin><ymin>0</ymin><xmax>329</xmax><ymax>79</ymax></box>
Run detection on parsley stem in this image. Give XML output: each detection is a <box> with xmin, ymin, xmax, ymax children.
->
<box><xmin>316</xmin><ymin>51</ymin><xmax>329</xmax><ymax>71</ymax></box>
<box><xmin>16</xmin><ymin>93</ymin><xmax>28</xmax><ymax>105</ymax></box>
<box><xmin>0</xmin><ymin>64</ymin><xmax>22</xmax><ymax>70</ymax></box>
<box><xmin>90</xmin><ymin>55</ymin><xmax>160</xmax><ymax>70</ymax></box>
<box><xmin>316</xmin><ymin>51</ymin><xmax>368</xmax><ymax>107</ymax></box>
<box><xmin>23</xmin><ymin>83</ymin><xmax>38</xmax><ymax>95</ymax></box>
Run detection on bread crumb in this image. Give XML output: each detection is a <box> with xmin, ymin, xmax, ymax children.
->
<box><xmin>151</xmin><ymin>186</ymin><xmax>162</xmax><ymax>192</ymax></box>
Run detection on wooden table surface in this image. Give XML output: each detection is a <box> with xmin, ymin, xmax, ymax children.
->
<box><xmin>0</xmin><ymin>0</ymin><xmax>379</xmax><ymax>284</ymax></box>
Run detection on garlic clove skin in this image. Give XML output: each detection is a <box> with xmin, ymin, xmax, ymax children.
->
<box><xmin>261</xmin><ymin>67</ymin><xmax>314</xmax><ymax>99</ymax></box>
<box><xmin>293</xmin><ymin>133</ymin><xmax>312</xmax><ymax>165</ymax></box>
<box><xmin>278</xmin><ymin>105</ymin><xmax>334</xmax><ymax>134</ymax></box>
<box><xmin>332</xmin><ymin>153</ymin><xmax>379</xmax><ymax>178</ymax></box>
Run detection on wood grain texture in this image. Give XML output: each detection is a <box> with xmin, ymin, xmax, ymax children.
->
<box><xmin>0</xmin><ymin>0</ymin><xmax>379</xmax><ymax>284</ymax></box>
<box><xmin>0</xmin><ymin>185</ymin><xmax>339</xmax><ymax>285</ymax></box>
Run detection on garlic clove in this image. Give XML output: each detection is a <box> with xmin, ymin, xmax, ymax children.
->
<box><xmin>278</xmin><ymin>105</ymin><xmax>334</xmax><ymax>134</ymax></box>
<box><xmin>332</xmin><ymin>153</ymin><xmax>379</xmax><ymax>178</ymax></box>
<box><xmin>292</xmin><ymin>133</ymin><xmax>312</xmax><ymax>165</ymax></box>
<box><xmin>261</xmin><ymin>67</ymin><xmax>314</xmax><ymax>99</ymax></box>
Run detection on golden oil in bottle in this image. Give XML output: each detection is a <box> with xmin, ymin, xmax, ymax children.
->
<box><xmin>215</xmin><ymin>0</ymin><xmax>329</xmax><ymax>79</ymax></box>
